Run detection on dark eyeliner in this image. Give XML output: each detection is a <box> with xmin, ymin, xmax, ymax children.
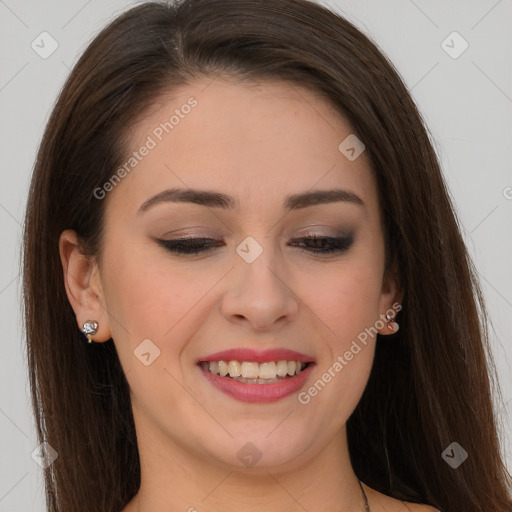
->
<box><xmin>156</xmin><ymin>237</ymin><xmax>220</xmax><ymax>255</ymax></box>
<box><xmin>291</xmin><ymin>234</ymin><xmax>354</xmax><ymax>254</ymax></box>
<box><xmin>156</xmin><ymin>234</ymin><xmax>354</xmax><ymax>256</ymax></box>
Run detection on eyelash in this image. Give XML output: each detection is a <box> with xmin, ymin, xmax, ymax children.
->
<box><xmin>157</xmin><ymin>235</ymin><xmax>353</xmax><ymax>256</ymax></box>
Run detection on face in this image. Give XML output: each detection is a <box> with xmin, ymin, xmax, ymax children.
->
<box><xmin>81</xmin><ymin>77</ymin><xmax>399</xmax><ymax>471</ymax></box>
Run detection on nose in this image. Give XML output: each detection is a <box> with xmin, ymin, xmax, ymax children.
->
<box><xmin>220</xmin><ymin>246</ymin><xmax>300</xmax><ymax>331</ymax></box>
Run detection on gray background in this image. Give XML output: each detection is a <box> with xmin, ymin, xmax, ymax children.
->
<box><xmin>0</xmin><ymin>0</ymin><xmax>511</xmax><ymax>510</ymax></box>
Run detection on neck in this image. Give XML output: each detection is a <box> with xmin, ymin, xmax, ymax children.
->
<box><xmin>129</xmin><ymin>414</ymin><xmax>368</xmax><ymax>512</ymax></box>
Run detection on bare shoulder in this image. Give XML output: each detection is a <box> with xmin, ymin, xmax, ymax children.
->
<box><xmin>361</xmin><ymin>482</ymin><xmax>440</xmax><ymax>512</ymax></box>
<box><xmin>402</xmin><ymin>504</ymin><xmax>441</xmax><ymax>512</ymax></box>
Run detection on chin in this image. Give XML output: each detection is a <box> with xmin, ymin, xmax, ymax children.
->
<box><xmin>208</xmin><ymin>432</ymin><xmax>308</xmax><ymax>471</ymax></box>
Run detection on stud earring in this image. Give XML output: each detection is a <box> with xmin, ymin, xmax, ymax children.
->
<box><xmin>81</xmin><ymin>320</ymin><xmax>99</xmax><ymax>343</ymax></box>
<box><xmin>385</xmin><ymin>313</ymin><xmax>399</xmax><ymax>333</ymax></box>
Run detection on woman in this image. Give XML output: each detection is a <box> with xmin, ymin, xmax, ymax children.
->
<box><xmin>22</xmin><ymin>0</ymin><xmax>512</xmax><ymax>511</ymax></box>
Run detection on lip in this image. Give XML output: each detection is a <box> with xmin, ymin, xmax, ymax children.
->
<box><xmin>196</xmin><ymin>348</ymin><xmax>315</xmax><ymax>364</ymax></box>
<box><xmin>198</xmin><ymin>362</ymin><xmax>316</xmax><ymax>403</ymax></box>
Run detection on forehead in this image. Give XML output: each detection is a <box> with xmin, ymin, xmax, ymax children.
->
<box><xmin>105</xmin><ymin>77</ymin><xmax>378</xmax><ymax>219</ymax></box>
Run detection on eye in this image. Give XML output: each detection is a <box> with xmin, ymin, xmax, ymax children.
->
<box><xmin>156</xmin><ymin>235</ymin><xmax>354</xmax><ymax>256</ymax></box>
<box><xmin>290</xmin><ymin>234</ymin><xmax>354</xmax><ymax>254</ymax></box>
<box><xmin>157</xmin><ymin>237</ymin><xmax>221</xmax><ymax>255</ymax></box>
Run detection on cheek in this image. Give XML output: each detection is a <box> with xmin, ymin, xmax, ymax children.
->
<box><xmin>101</xmin><ymin>242</ymin><xmax>221</xmax><ymax>371</ymax></box>
<box><xmin>303</xmin><ymin>257</ymin><xmax>383</xmax><ymax>412</ymax></box>
<box><xmin>302</xmin><ymin>266</ymin><xmax>381</xmax><ymax>417</ymax></box>
<box><xmin>312</xmin><ymin>258</ymin><xmax>384</xmax><ymax>335</ymax></box>
<box><xmin>102</xmin><ymin>242</ymin><xmax>187</xmax><ymax>334</ymax></box>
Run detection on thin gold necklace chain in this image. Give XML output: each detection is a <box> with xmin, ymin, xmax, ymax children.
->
<box><xmin>137</xmin><ymin>478</ymin><xmax>370</xmax><ymax>511</ymax></box>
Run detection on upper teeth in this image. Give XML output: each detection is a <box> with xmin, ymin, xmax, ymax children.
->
<box><xmin>201</xmin><ymin>360</ymin><xmax>306</xmax><ymax>379</ymax></box>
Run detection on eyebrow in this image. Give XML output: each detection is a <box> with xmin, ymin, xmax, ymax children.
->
<box><xmin>137</xmin><ymin>187</ymin><xmax>365</xmax><ymax>214</ymax></box>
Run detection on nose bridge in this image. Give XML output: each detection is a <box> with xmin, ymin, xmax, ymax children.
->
<box><xmin>222</xmin><ymin>234</ymin><xmax>299</xmax><ymax>329</ymax></box>
<box><xmin>235</xmin><ymin>234</ymin><xmax>286</xmax><ymax>295</ymax></box>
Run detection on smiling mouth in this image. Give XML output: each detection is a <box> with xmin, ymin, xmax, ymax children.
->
<box><xmin>198</xmin><ymin>360</ymin><xmax>311</xmax><ymax>384</ymax></box>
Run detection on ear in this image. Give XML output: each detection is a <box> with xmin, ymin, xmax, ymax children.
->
<box><xmin>377</xmin><ymin>261</ymin><xmax>403</xmax><ymax>335</ymax></box>
<box><xmin>59</xmin><ymin>229</ymin><xmax>112</xmax><ymax>343</ymax></box>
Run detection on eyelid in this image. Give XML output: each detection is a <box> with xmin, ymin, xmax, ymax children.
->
<box><xmin>155</xmin><ymin>225</ymin><xmax>354</xmax><ymax>244</ymax></box>
<box><xmin>155</xmin><ymin>233</ymin><xmax>354</xmax><ymax>257</ymax></box>
<box><xmin>159</xmin><ymin>226</ymin><xmax>216</xmax><ymax>238</ymax></box>
<box><xmin>159</xmin><ymin>223</ymin><xmax>349</xmax><ymax>237</ymax></box>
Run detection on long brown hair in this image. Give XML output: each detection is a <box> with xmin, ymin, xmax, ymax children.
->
<box><xmin>22</xmin><ymin>1</ymin><xmax>512</xmax><ymax>510</ymax></box>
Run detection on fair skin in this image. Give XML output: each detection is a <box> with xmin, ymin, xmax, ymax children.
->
<box><xmin>60</xmin><ymin>77</ymin><xmax>438</xmax><ymax>512</ymax></box>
